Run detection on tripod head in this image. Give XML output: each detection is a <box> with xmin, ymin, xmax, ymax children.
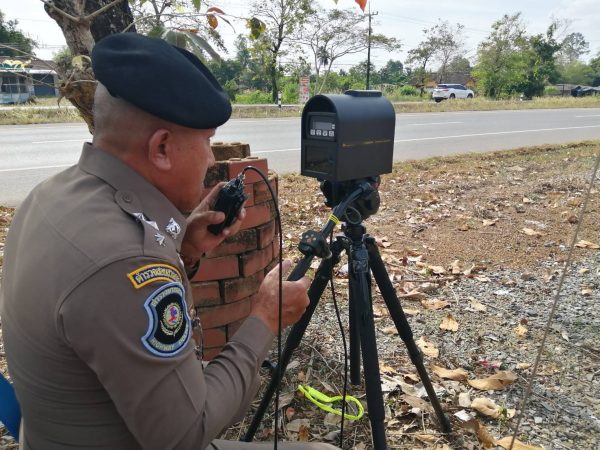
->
<box><xmin>320</xmin><ymin>177</ymin><xmax>381</xmax><ymax>222</ymax></box>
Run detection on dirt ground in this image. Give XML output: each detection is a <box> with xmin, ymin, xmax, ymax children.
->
<box><xmin>1</xmin><ymin>140</ymin><xmax>599</xmax><ymax>449</ymax></box>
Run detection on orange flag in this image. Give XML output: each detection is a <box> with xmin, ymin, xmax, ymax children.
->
<box><xmin>355</xmin><ymin>0</ymin><xmax>367</xmax><ymax>12</ymax></box>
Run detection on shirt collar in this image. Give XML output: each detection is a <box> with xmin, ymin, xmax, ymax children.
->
<box><xmin>78</xmin><ymin>143</ymin><xmax>187</xmax><ymax>250</ymax></box>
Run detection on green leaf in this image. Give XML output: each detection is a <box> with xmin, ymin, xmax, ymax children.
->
<box><xmin>181</xmin><ymin>31</ymin><xmax>222</xmax><ymax>62</ymax></box>
<box><xmin>246</xmin><ymin>17</ymin><xmax>266</xmax><ymax>40</ymax></box>
<box><xmin>191</xmin><ymin>0</ymin><xmax>202</xmax><ymax>11</ymax></box>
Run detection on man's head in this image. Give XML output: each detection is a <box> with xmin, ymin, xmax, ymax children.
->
<box><xmin>90</xmin><ymin>33</ymin><xmax>232</xmax><ymax>212</ymax></box>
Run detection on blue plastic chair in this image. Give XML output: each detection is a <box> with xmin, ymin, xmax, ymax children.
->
<box><xmin>0</xmin><ymin>372</ymin><xmax>20</xmax><ymax>441</ymax></box>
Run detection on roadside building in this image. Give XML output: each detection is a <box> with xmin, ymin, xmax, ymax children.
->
<box><xmin>0</xmin><ymin>57</ymin><xmax>58</xmax><ymax>104</ymax></box>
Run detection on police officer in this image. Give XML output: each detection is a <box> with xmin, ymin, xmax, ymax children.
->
<box><xmin>0</xmin><ymin>33</ymin><xmax>338</xmax><ymax>450</ymax></box>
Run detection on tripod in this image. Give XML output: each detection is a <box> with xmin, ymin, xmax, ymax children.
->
<box><xmin>243</xmin><ymin>183</ymin><xmax>451</xmax><ymax>449</ymax></box>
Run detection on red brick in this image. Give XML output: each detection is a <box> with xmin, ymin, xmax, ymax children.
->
<box><xmin>243</xmin><ymin>183</ymin><xmax>255</xmax><ymax>207</ymax></box>
<box><xmin>239</xmin><ymin>202</ymin><xmax>275</xmax><ymax>230</ymax></box>
<box><xmin>211</xmin><ymin>142</ymin><xmax>250</xmax><ymax>161</ymax></box>
<box><xmin>191</xmin><ymin>254</ymin><xmax>240</xmax><ymax>282</ymax></box>
<box><xmin>202</xmin><ymin>347</ymin><xmax>222</xmax><ymax>361</ymax></box>
<box><xmin>240</xmin><ymin>245</ymin><xmax>273</xmax><ymax>277</ymax></box>
<box><xmin>199</xmin><ymin>297</ymin><xmax>252</xmax><ymax>328</ymax></box>
<box><xmin>222</xmin><ymin>272</ymin><xmax>264</xmax><ymax>303</ymax></box>
<box><xmin>191</xmin><ymin>281</ymin><xmax>222</xmax><ymax>307</ymax></box>
<box><xmin>264</xmin><ymin>260</ymin><xmax>278</xmax><ymax>276</ymax></box>
<box><xmin>256</xmin><ymin>220</ymin><xmax>276</xmax><ymax>249</ymax></box>
<box><xmin>227</xmin><ymin>157</ymin><xmax>269</xmax><ymax>184</ymax></box>
<box><xmin>272</xmin><ymin>239</ymin><xmax>281</xmax><ymax>259</ymax></box>
<box><xmin>205</xmin><ymin>229</ymin><xmax>258</xmax><ymax>258</ymax></box>
<box><xmin>253</xmin><ymin>173</ymin><xmax>278</xmax><ymax>205</ymax></box>
<box><xmin>202</xmin><ymin>326</ymin><xmax>227</xmax><ymax>348</ymax></box>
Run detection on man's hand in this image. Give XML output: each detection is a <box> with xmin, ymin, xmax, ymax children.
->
<box><xmin>180</xmin><ymin>182</ymin><xmax>246</xmax><ymax>265</ymax></box>
<box><xmin>250</xmin><ymin>260</ymin><xmax>310</xmax><ymax>335</ymax></box>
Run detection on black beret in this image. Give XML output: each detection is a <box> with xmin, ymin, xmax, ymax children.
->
<box><xmin>92</xmin><ymin>33</ymin><xmax>232</xmax><ymax>129</ymax></box>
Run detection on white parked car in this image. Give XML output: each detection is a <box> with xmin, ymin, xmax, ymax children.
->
<box><xmin>432</xmin><ymin>84</ymin><xmax>474</xmax><ymax>103</ymax></box>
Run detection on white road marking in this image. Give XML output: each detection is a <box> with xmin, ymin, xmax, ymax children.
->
<box><xmin>394</xmin><ymin>125</ymin><xmax>600</xmax><ymax>143</ymax></box>
<box><xmin>0</xmin><ymin>164</ymin><xmax>72</xmax><ymax>173</ymax></box>
<box><xmin>254</xmin><ymin>148</ymin><xmax>300</xmax><ymax>154</ymax></box>
<box><xmin>405</xmin><ymin>121</ymin><xmax>463</xmax><ymax>126</ymax></box>
<box><xmin>575</xmin><ymin>115</ymin><xmax>600</xmax><ymax>118</ymax></box>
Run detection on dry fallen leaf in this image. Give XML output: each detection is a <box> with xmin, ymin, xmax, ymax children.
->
<box><xmin>581</xmin><ymin>288</ymin><xmax>593</xmax><ymax>296</ymax></box>
<box><xmin>515</xmin><ymin>324</ymin><xmax>528</xmax><ymax>337</ymax></box>
<box><xmin>421</xmin><ymin>298</ymin><xmax>450</xmax><ymax>310</ymax></box>
<box><xmin>286</xmin><ymin>418</ymin><xmax>310</xmax><ymax>432</ymax></box>
<box><xmin>450</xmin><ymin>259</ymin><xmax>462</xmax><ymax>274</ymax></box>
<box><xmin>431</xmin><ymin>365</ymin><xmax>468</xmax><ymax>381</ymax></box>
<box><xmin>403</xmin><ymin>308</ymin><xmax>420</xmax><ymax>316</ymax></box>
<box><xmin>401</xmin><ymin>393</ymin><xmax>430</xmax><ymax>411</ymax></box>
<box><xmin>461</xmin><ymin>418</ymin><xmax>496</xmax><ymax>449</ymax></box>
<box><xmin>522</xmin><ymin>228</ymin><xmax>544</xmax><ymax>237</ymax></box>
<box><xmin>575</xmin><ymin>240</ymin><xmax>600</xmax><ymax>249</ymax></box>
<box><xmin>496</xmin><ymin>436</ymin><xmax>546</xmax><ymax>450</ymax></box>
<box><xmin>471</xmin><ymin>397</ymin><xmax>515</xmax><ymax>419</ymax></box>
<box><xmin>399</xmin><ymin>289</ymin><xmax>427</xmax><ymax>301</ymax></box>
<box><xmin>458</xmin><ymin>392</ymin><xmax>472</xmax><ymax>407</ymax></box>
<box><xmin>471</xmin><ymin>397</ymin><xmax>501</xmax><ymax>418</ymax></box>
<box><xmin>415</xmin><ymin>434</ymin><xmax>437</xmax><ymax>443</ymax></box>
<box><xmin>482</xmin><ymin>219</ymin><xmax>497</xmax><ymax>226</ymax></box>
<box><xmin>298</xmin><ymin>424</ymin><xmax>310</xmax><ymax>442</ymax></box>
<box><xmin>469</xmin><ymin>297</ymin><xmax>488</xmax><ymax>312</ymax></box>
<box><xmin>468</xmin><ymin>371</ymin><xmax>517</xmax><ymax>391</ymax></box>
<box><xmin>381</xmin><ymin>325</ymin><xmax>397</xmax><ymax>335</ymax></box>
<box><xmin>516</xmin><ymin>363</ymin><xmax>531</xmax><ymax>370</ymax></box>
<box><xmin>285</xmin><ymin>406</ymin><xmax>295</xmax><ymax>421</ymax></box>
<box><xmin>440</xmin><ymin>314</ymin><xmax>459</xmax><ymax>332</ymax></box>
<box><xmin>417</xmin><ymin>336</ymin><xmax>439</xmax><ymax>358</ymax></box>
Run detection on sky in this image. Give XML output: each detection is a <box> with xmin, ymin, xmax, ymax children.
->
<box><xmin>1</xmin><ymin>0</ymin><xmax>599</xmax><ymax>69</ymax></box>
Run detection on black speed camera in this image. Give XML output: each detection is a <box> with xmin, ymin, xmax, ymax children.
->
<box><xmin>301</xmin><ymin>90</ymin><xmax>396</xmax><ymax>182</ymax></box>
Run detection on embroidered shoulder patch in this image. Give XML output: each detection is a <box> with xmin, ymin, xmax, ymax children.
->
<box><xmin>127</xmin><ymin>263</ymin><xmax>182</xmax><ymax>289</ymax></box>
<box><xmin>141</xmin><ymin>282</ymin><xmax>191</xmax><ymax>357</ymax></box>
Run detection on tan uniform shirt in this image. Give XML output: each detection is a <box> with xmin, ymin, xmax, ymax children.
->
<box><xmin>0</xmin><ymin>143</ymin><xmax>275</xmax><ymax>450</ymax></box>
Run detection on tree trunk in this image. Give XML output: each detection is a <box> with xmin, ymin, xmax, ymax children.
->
<box><xmin>44</xmin><ymin>0</ymin><xmax>136</xmax><ymax>132</ymax></box>
<box><xmin>269</xmin><ymin>58</ymin><xmax>278</xmax><ymax>103</ymax></box>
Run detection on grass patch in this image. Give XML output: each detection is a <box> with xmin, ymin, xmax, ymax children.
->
<box><xmin>1</xmin><ymin>96</ymin><xmax>597</xmax><ymax>125</ymax></box>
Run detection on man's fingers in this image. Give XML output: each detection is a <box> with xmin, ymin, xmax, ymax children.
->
<box><xmin>205</xmin><ymin>182</ymin><xmax>227</xmax><ymax>207</ymax></box>
<box><xmin>203</xmin><ymin>211</ymin><xmax>225</xmax><ymax>225</ymax></box>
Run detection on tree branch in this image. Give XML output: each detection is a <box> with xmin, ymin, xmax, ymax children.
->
<box><xmin>84</xmin><ymin>0</ymin><xmax>126</xmax><ymax>21</ymax></box>
<box><xmin>40</xmin><ymin>0</ymin><xmax>80</xmax><ymax>22</ymax></box>
<box><xmin>0</xmin><ymin>43</ymin><xmax>56</xmax><ymax>70</ymax></box>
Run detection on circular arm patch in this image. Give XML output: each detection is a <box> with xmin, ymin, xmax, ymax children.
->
<box><xmin>141</xmin><ymin>282</ymin><xmax>191</xmax><ymax>357</ymax></box>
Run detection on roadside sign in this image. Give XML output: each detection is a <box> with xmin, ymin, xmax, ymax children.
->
<box><xmin>299</xmin><ymin>76</ymin><xmax>310</xmax><ymax>103</ymax></box>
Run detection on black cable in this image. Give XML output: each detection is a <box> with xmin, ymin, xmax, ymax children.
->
<box><xmin>328</xmin><ymin>231</ymin><xmax>350</xmax><ymax>449</ymax></box>
<box><xmin>242</xmin><ymin>166</ymin><xmax>283</xmax><ymax>450</ymax></box>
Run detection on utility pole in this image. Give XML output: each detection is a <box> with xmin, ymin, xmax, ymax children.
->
<box><xmin>365</xmin><ymin>2</ymin><xmax>378</xmax><ymax>90</ymax></box>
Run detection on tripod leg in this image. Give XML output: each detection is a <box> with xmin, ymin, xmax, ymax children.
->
<box><xmin>243</xmin><ymin>244</ymin><xmax>342</xmax><ymax>442</ymax></box>
<box><xmin>366</xmin><ymin>238</ymin><xmax>452</xmax><ymax>433</ymax></box>
<box><xmin>348</xmin><ymin>276</ymin><xmax>362</xmax><ymax>385</ymax></box>
<box><xmin>350</xmin><ymin>246</ymin><xmax>388</xmax><ymax>450</ymax></box>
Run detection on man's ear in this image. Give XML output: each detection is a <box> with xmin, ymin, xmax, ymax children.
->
<box><xmin>147</xmin><ymin>129</ymin><xmax>173</xmax><ymax>171</ymax></box>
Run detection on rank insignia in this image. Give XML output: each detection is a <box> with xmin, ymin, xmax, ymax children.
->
<box><xmin>127</xmin><ymin>263</ymin><xmax>182</xmax><ymax>289</ymax></box>
<box><xmin>132</xmin><ymin>212</ymin><xmax>159</xmax><ymax>231</ymax></box>
<box><xmin>165</xmin><ymin>218</ymin><xmax>181</xmax><ymax>240</ymax></box>
<box><xmin>155</xmin><ymin>232</ymin><xmax>166</xmax><ymax>246</ymax></box>
<box><xmin>142</xmin><ymin>282</ymin><xmax>190</xmax><ymax>357</ymax></box>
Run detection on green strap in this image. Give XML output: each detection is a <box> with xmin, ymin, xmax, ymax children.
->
<box><xmin>297</xmin><ymin>385</ymin><xmax>364</xmax><ymax>421</ymax></box>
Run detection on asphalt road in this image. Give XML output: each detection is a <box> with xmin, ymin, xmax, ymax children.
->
<box><xmin>1</xmin><ymin>108</ymin><xmax>599</xmax><ymax>206</ymax></box>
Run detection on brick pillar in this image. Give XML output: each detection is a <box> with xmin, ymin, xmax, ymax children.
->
<box><xmin>193</xmin><ymin>142</ymin><xmax>279</xmax><ymax>360</ymax></box>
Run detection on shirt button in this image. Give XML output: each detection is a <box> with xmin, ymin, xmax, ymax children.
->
<box><xmin>122</xmin><ymin>193</ymin><xmax>132</xmax><ymax>203</ymax></box>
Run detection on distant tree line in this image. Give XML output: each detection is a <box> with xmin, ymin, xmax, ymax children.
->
<box><xmin>1</xmin><ymin>2</ymin><xmax>599</xmax><ymax>105</ymax></box>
